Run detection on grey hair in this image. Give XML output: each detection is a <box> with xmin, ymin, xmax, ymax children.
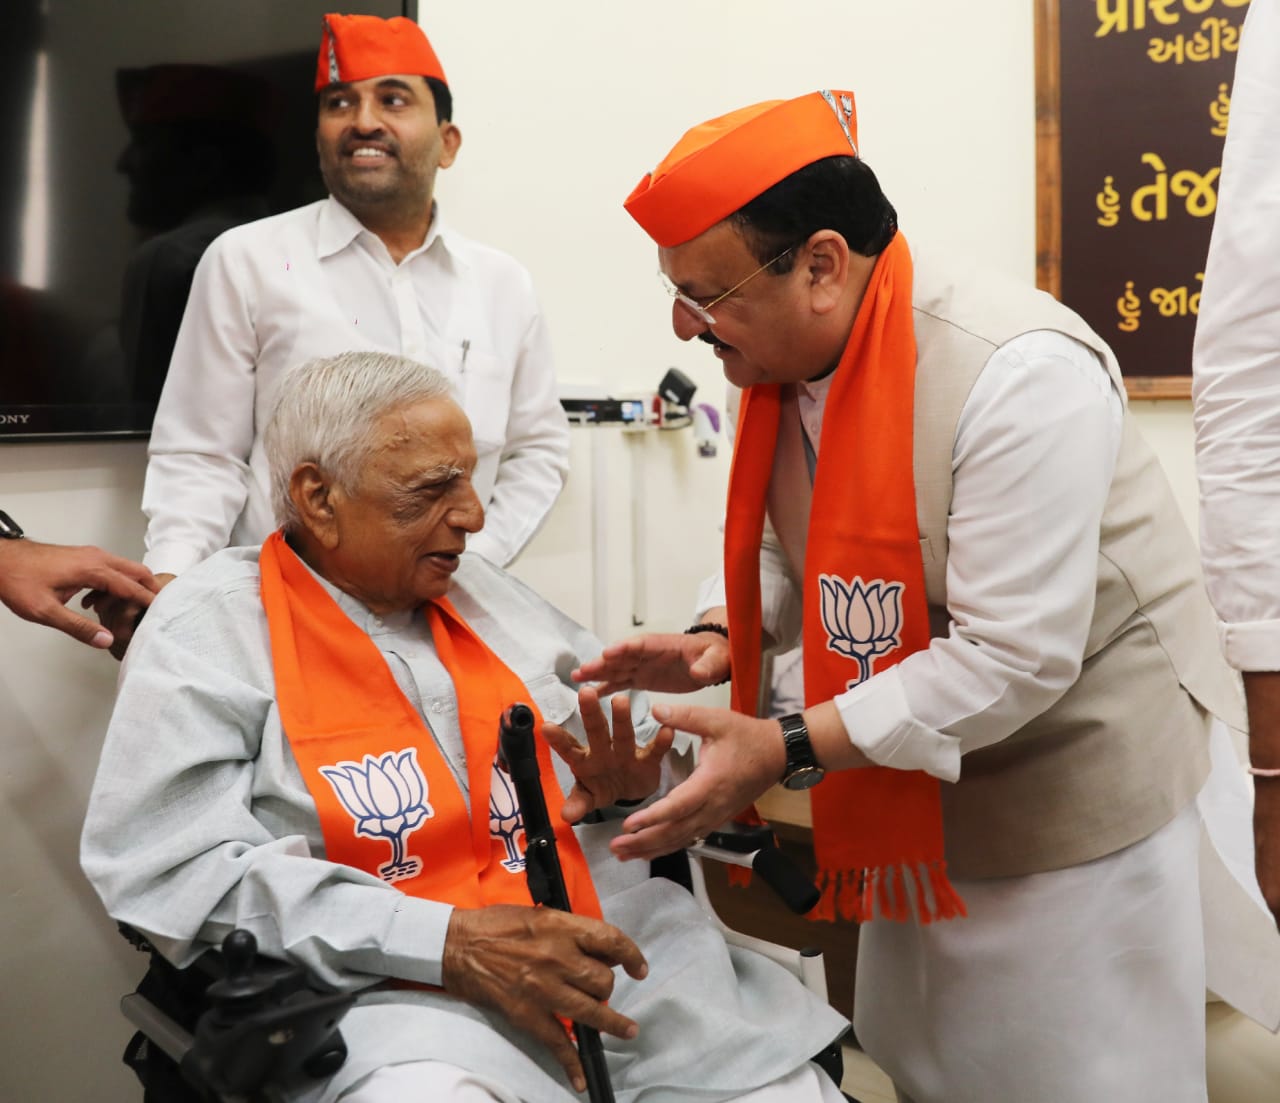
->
<box><xmin>264</xmin><ymin>351</ymin><xmax>454</xmax><ymax>531</ymax></box>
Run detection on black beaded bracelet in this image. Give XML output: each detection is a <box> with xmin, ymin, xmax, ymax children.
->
<box><xmin>684</xmin><ymin>622</ymin><xmax>730</xmax><ymax>684</ymax></box>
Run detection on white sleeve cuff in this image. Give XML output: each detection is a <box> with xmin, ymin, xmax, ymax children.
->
<box><xmin>693</xmin><ymin>572</ymin><xmax>728</xmax><ymax>620</ymax></box>
<box><xmin>142</xmin><ymin>543</ymin><xmax>206</xmax><ymax>577</ymax></box>
<box><xmin>834</xmin><ymin>666</ymin><xmax>962</xmax><ymax>782</ymax></box>
<box><xmin>1219</xmin><ymin>618</ymin><xmax>1280</xmax><ymax>672</ymax></box>
<box><xmin>383</xmin><ymin>896</ymin><xmax>454</xmax><ymax>988</ymax></box>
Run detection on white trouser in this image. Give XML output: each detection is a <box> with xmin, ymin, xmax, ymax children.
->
<box><xmin>855</xmin><ymin>802</ymin><xmax>1207</xmax><ymax>1103</ymax></box>
<box><xmin>339</xmin><ymin>1059</ymin><xmax>846</xmax><ymax>1102</ymax></box>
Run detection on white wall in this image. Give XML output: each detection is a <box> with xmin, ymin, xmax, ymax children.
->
<box><xmin>0</xmin><ymin>2</ymin><xmax>1199</xmax><ymax>1098</ymax></box>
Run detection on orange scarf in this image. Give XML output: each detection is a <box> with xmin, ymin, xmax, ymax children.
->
<box><xmin>725</xmin><ymin>234</ymin><xmax>964</xmax><ymax>924</ymax></box>
<box><xmin>259</xmin><ymin>531</ymin><xmax>602</xmax><ymax>919</ymax></box>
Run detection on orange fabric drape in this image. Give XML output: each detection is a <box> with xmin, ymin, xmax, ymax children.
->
<box><xmin>724</xmin><ymin>234</ymin><xmax>964</xmax><ymax>924</ymax></box>
<box><xmin>259</xmin><ymin>530</ymin><xmax>601</xmax><ymax>919</ymax></box>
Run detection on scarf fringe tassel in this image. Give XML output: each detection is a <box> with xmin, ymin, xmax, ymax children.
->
<box><xmin>813</xmin><ymin>861</ymin><xmax>967</xmax><ymax>924</ymax></box>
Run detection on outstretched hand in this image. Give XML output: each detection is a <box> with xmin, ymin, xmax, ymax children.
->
<box><xmin>0</xmin><ymin>539</ymin><xmax>161</xmax><ymax>651</ymax></box>
<box><xmin>611</xmin><ymin>701</ymin><xmax>786</xmax><ymax>862</ymax></box>
<box><xmin>442</xmin><ymin>904</ymin><xmax>648</xmax><ymax>1093</ymax></box>
<box><xmin>571</xmin><ymin>631</ymin><xmax>730</xmax><ymax>695</ymax></box>
<box><xmin>542</xmin><ymin>687</ymin><xmax>675</xmax><ymax>825</ymax></box>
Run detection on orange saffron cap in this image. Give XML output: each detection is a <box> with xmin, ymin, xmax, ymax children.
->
<box><xmin>315</xmin><ymin>13</ymin><xmax>447</xmax><ymax>92</ymax></box>
<box><xmin>624</xmin><ymin>90</ymin><xmax>860</xmax><ymax>247</ymax></box>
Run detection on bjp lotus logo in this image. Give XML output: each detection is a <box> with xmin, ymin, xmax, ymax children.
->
<box><xmin>488</xmin><ymin>761</ymin><xmax>527</xmax><ymax>873</ymax></box>
<box><xmin>819</xmin><ymin>573</ymin><xmax>904</xmax><ymax>688</ymax></box>
<box><xmin>320</xmin><ymin>749</ymin><xmax>433</xmax><ymax>884</ymax></box>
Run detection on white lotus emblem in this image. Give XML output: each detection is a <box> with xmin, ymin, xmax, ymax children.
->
<box><xmin>819</xmin><ymin>574</ymin><xmax>904</xmax><ymax>688</ymax></box>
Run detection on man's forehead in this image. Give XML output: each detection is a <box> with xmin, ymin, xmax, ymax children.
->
<box><xmin>323</xmin><ymin>73</ymin><xmax>427</xmax><ymax>95</ymax></box>
<box><xmin>367</xmin><ymin>400</ymin><xmax>473</xmax><ymax>458</ymax></box>
<box><xmin>659</xmin><ymin>222</ymin><xmax>754</xmax><ymax>287</ymax></box>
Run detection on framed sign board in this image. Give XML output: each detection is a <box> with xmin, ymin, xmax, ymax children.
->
<box><xmin>1035</xmin><ymin>0</ymin><xmax>1249</xmax><ymax>398</ymax></box>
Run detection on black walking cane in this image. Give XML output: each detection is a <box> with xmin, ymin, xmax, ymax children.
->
<box><xmin>498</xmin><ymin>702</ymin><xmax>616</xmax><ymax>1103</ymax></box>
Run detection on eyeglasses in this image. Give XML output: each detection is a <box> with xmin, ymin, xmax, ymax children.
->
<box><xmin>658</xmin><ymin>246</ymin><xmax>794</xmax><ymax>327</ymax></box>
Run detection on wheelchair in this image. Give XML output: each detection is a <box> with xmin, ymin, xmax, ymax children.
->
<box><xmin>117</xmin><ymin>830</ymin><xmax>858</xmax><ymax>1103</ymax></box>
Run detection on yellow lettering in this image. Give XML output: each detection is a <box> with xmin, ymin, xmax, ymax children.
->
<box><xmin>1131</xmin><ymin>153</ymin><xmax>1170</xmax><ymax>221</ymax></box>
<box><xmin>1118</xmin><ymin>282</ymin><xmax>1142</xmax><ymax>332</ymax></box>
<box><xmin>1170</xmin><ymin>166</ymin><xmax>1220</xmax><ymax>216</ymax></box>
<box><xmin>1150</xmin><ymin>285</ymin><xmax>1190</xmax><ymax>316</ymax></box>
<box><xmin>1096</xmin><ymin>176</ymin><xmax>1123</xmax><ymax>227</ymax></box>
<box><xmin>1210</xmin><ymin>83</ymin><xmax>1230</xmax><ymax>137</ymax></box>
<box><xmin>1097</xmin><ymin>0</ymin><xmax>1131</xmax><ymax>36</ymax></box>
<box><xmin>1148</xmin><ymin>34</ymin><xmax>1187</xmax><ymax>62</ymax></box>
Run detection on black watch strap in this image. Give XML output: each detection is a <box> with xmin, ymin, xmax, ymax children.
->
<box><xmin>779</xmin><ymin>712</ymin><xmax>824</xmax><ymax>790</ymax></box>
<box><xmin>0</xmin><ymin>510</ymin><xmax>24</xmax><ymax>539</ymax></box>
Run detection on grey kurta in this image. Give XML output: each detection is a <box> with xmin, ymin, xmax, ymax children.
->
<box><xmin>81</xmin><ymin>546</ymin><xmax>847</xmax><ymax>1102</ymax></box>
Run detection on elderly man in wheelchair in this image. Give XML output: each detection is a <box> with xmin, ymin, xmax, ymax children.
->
<box><xmin>81</xmin><ymin>351</ymin><xmax>850</xmax><ymax>1103</ymax></box>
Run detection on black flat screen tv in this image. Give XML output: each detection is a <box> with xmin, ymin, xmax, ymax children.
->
<box><xmin>1</xmin><ymin>0</ymin><xmax>415</xmax><ymax>441</ymax></box>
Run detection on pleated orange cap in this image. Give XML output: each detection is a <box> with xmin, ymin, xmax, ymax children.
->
<box><xmin>625</xmin><ymin>90</ymin><xmax>860</xmax><ymax>247</ymax></box>
<box><xmin>315</xmin><ymin>14</ymin><xmax>447</xmax><ymax>92</ymax></box>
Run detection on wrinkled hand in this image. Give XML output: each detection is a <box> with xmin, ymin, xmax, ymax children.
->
<box><xmin>611</xmin><ymin>702</ymin><xmax>785</xmax><ymax>862</ymax></box>
<box><xmin>571</xmin><ymin>632</ymin><xmax>730</xmax><ymax>695</ymax></box>
<box><xmin>0</xmin><ymin>540</ymin><xmax>161</xmax><ymax>651</ymax></box>
<box><xmin>82</xmin><ymin>572</ymin><xmax>176</xmax><ymax>660</ymax></box>
<box><xmin>1256</xmin><ymin>783</ymin><xmax>1280</xmax><ymax>931</ymax></box>
<box><xmin>543</xmin><ymin>687</ymin><xmax>675</xmax><ymax>825</ymax></box>
<box><xmin>442</xmin><ymin>904</ymin><xmax>648</xmax><ymax>1093</ymax></box>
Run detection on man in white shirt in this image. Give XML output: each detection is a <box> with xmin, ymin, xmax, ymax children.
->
<box><xmin>1193</xmin><ymin>0</ymin><xmax>1280</xmax><ymax>933</ymax></box>
<box><xmin>575</xmin><ymin>90</ymin><xmax>1249</xmax><ymax>1102</ymax></box>
<box><xmin>96</xmin><ymin>14</ymin><xmax>568</xmax><ymax>655</ymax></box>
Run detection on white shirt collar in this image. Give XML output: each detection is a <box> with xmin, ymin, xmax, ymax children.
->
<box><xmin>797</xmin><ymin>368</ymin><xmax>836</xmax><ymax>405</ymax></box>
<box><xmin>315</xmin><ymin>196</ymin><xmax>462</xmax><ymax>269</ymax></box>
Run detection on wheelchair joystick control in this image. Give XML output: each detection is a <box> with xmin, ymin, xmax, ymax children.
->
<box><xmin>206</xmin><ymin>929</ymin><xmax>276</xmax><ymax>1005</ymax></box>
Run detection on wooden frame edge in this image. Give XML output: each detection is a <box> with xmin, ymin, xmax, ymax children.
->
<box><xmin>1034</xmin><ymin>0</ymin><xmax>1062</xmax><ymax>299</ymax></box>
<box><xmin>1123</xmin><ymin>376</ymin><xmax>1192</xmax><ymax>401</ymax></box>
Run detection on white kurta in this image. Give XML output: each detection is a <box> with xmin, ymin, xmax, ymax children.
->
<box><xmin>697</xmin><ymin>328</ymin><xmax>1124</xmax><ymax>780</ymax></box>
<box><xmin>698</xmin><ymin>317</ymin><xmax>1234</xmax><ymax>1096</ymax></box>
<box><xmin>856</xmin><ymin>805</ymin><xmax>1207</xmax><ymax>1103</ymax></box>
<box><xmin>81</xmin><ymin>547</ymin><xmax>848</xmax><ymax>1103</ymax></box>
<box><xmin>1193</xmin><ymin>0</ymin><xmax>1280</xmax><ymax>672</ymax></box>
<box><xmin>1190</xmin><ymin>0</ymin><xmax>1280</xmax><ymax>1034</ymax></box>
<box><xmin>142</xmin><ymin>198</ymin><xmax>569</xmax><ymax>573</ymax></box>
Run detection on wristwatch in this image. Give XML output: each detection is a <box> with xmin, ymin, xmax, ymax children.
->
<box><xmin>778</xmin><ymin>712</ymin><xmax>825</xmax><ymax>791</ymax></box>
<box><xmin>0</xmin><ymin>510</ymin><xmax>24</xmax><ymax>539</ymax></box>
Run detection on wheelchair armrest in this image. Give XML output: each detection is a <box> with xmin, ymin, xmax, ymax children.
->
<box><xmin>699</xmin><ymin>823</ymin><xmax>822</xmax><ymax>915</ymax></box>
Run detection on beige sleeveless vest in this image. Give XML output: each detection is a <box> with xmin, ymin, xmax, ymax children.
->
<box><xmin>766</xmin><ymin>246</ymin><xmax>1245</xmax><ymax>880</ymax></box>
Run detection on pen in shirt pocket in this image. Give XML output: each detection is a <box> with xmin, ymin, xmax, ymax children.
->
<box><xmin>460</xmin><ymin>338</ymin><xmax>471</xmax><ymax>374</ymax></box>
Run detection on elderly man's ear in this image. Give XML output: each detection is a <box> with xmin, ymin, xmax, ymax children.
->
<box><xmin>289</xmin><ymin>463</ymin><xmax>342</xmax><ymax>550</ymax></box>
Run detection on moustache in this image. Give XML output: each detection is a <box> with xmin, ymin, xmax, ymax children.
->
<box><xmin>697</xmin><ymin>331</ymin><xmax>731</xmax><ymax>350</ymax></box>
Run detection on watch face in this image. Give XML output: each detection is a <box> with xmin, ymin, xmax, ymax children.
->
<box><xmin>782</xmin><ymin>766</ymin><xmax>825</xmax><ymax>791</ymax></box>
